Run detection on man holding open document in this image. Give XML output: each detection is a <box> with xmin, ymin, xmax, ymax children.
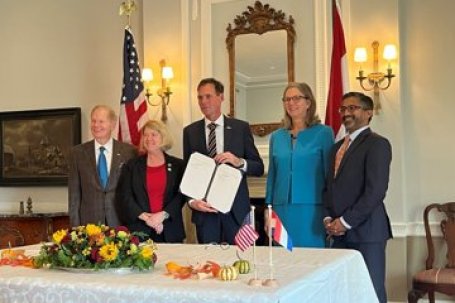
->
<box><xmin>183</xmin><ymin>78</ymin><xmax>264</xmax><ymax>244</ymax></box>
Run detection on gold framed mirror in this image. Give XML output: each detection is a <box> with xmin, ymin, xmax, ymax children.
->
<box><xmin>226</xmin><ymin>1</ymin><xmax>295</xmax><ymax>137</ymax></box>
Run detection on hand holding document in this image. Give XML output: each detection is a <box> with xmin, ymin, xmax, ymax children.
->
<box><xmin>180</xmin><ymin>152</ymin><xmax>242</xmax><ymax>213</ymax></box>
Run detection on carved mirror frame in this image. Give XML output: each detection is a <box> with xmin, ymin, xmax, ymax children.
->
<box><xmin>226</xmin><ymin>1</ymin><xmax>295</xmax><ymax>137</ymax></box>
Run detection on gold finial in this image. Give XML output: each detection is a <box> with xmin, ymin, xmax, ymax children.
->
<box><xmin>119</xmin><ymin>0</ymin><xmax>136</xmax><ymax>27</ymax></box>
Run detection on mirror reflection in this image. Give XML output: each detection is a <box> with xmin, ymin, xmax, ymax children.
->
<box><xmin>226</xmin><ymin>1</ymin><xmax>295</xmax><ymax>137</ymax></box>
<box><xmin>235</xmin><ymin>31</ymin><xmax>288</xmax><ymax>124</ymax></box>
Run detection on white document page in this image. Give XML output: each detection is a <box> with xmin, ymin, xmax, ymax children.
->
<box><xmin>206</xmin><ymin>163</ymin><xmax>242</xmax><ymax>213</ymax></box>
<box><xmin>180</xmin><ymin>152</ymin><xmax>242</xmax><ymax>213</ymax></box>
<box><xmin>180</xmin><ymin>152</ymin><xmax>216</xmax><ymax>200</ymax></box>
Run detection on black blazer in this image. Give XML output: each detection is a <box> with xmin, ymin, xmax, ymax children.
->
<box><xmin>183</xmin><ymin>116</ymin><xmax>264</xmax><ymax>225</ymax></box>
<box><xmin>323</xmin><ymin>128</ymin><xmax>393</xmax><ymax>243</ymax></box>
<box><xmin>116</xmin><ymin>153</ymin><xmax>185</xmax><ymax>243</ymax></box>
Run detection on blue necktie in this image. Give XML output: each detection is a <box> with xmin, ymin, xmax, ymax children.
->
<box><xmin>97</xmin><ymin>146</ymin><xmax>108</xmax><ymax>189</ymax></box>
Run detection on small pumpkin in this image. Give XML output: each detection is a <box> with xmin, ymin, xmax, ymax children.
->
<box><xmin>233</xmin><ymin>259</ymin><xmax>251</xmax><ymax>274</ymax></box>
<box><xmin>218</xmin><ymin>265</ymin><xmax>239</xmax><ymax>281</ymax></box>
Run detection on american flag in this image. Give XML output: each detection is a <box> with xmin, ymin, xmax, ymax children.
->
<box><xmin>234</xmin><ymin>212</ymin><xmax>259</xmax><ymax>252</ymax></box>
<box><xmin>118</xmin><ymin>27</ymin><xmax>148</xmax><ymax>146</ymax></box>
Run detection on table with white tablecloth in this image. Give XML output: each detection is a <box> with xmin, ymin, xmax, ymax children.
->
<box><xmin>0</xmin><ymin>243</ymin><xmax>378</xmax><ymax>303</ymax></box>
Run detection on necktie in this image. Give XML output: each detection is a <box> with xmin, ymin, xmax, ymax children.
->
<box><xmin>207</xmin><ymin>123</ymin><xmax>217</xmax><ymax>158</ymax></box>
<box><xmin>98</xmin><ymin>146</ymin><xmax>108</xmax><ymax>188</ymax></box>
<box><xmin>334</xmin><ymin>135</ymin><xmax>350</xmax><ymax>177</ymax></box>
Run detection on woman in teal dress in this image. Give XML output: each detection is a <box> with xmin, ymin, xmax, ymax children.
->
<box><xmin>265</xmin><ymin>82</ymin><xmax>334</xmax><ymax>247</ymax></box>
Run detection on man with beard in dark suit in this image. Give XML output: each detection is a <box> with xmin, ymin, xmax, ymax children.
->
<box><xmin>323</xmin><ymin>92</ymin><xmax>392</xmax><ymax>303</ymax></box>
<box><xmin>183</xmin><ymin>78</ymin><xmax>264</xmax><ymax>244</ymax></box>
<box><xmin>68</xmin><ymin>105</ymin><xmax>137</xmax><ymax>227</ymax></box>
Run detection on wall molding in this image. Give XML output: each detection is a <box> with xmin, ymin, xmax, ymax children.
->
<box><xmin>313</xmin><ymin>0</ymin><xmax>329</xmax><ymax>120</ymax></box>
<box><xmin>181</xmin><ymin>0</ymin><xmax>192</xmax><ymax>126</ymax></box>
<box><xmin>388</xmin><ymin>222</ymin><xmax>441</xmax><ymax>238</ymax></box>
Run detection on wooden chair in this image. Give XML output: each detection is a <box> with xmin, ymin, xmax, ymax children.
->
<box><xmin>0</xmin><ymin>226</ymin><xmax>25</xmax><ymax>249</ymax></box>
<box><xmin>408</xmin><ymin>202</ymin><xmax>455</xmax><ymax>303</ymax></box>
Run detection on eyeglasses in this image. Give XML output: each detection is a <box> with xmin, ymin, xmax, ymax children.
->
<box><xmin>338</xmin><ymin>105</ymin><xmax>363</xmax><ymax>113</ymax></box>
<box><xmin>282</xmin><ymin>95</ymin><xmax>308</xmax><ymax>103</ymax></box>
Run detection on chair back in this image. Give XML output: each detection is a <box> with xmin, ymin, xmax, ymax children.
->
<box><xmin>423</xmin><ymin>202</ymin><xmax>455</xmax><ymax>270</ymax></box>
<box><xmin>0</xmin><ymin>226</ymin><xmax>25</xmax><ymax>249</ymax></box>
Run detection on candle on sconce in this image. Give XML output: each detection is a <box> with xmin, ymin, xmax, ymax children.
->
<box><xmin>354</xmin><ymin>47</ymin><xmax>367</xmax><ymax>75</ymax></box>
<box><xmin>383</xmin><ymin>44</ymin><xmax>397</xmax><ymax>70</ymax></box>
<box><xmin>161</xmin><ymin>66</ymin><xmax>174</xmax><ymax>93</ymax></box>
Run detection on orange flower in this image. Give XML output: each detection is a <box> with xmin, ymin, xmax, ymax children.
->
<box><xmin>86</xmin><ymin>224</ymin><xmax>102</xmax><ymax>237</ymax></box>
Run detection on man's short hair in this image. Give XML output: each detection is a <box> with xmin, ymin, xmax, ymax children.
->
<box><xmin>197</xmin><ymin>78</ymin><xmax>224</xmax><ymax>95</ymax></box>
<box><xmin>91</xmin><ymin>105</ymin><xmax>117</xmax><ymax>121</ymax></box>
<box><xmin>342</xmin><ymin>92</ymin><xmax>374</xmax><ymax>110</ymax></box>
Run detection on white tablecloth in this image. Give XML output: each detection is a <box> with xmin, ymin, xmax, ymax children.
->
<box><xmin>0</xmin><ymin>244</ymin><xmax>378</xmax><ymax>303</ymax></box>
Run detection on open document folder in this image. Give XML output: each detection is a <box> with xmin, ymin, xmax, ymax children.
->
<box><xmin>180</xmin><ymin>152</ymin><xmax>242</xmax><ymax>213</ymax></box>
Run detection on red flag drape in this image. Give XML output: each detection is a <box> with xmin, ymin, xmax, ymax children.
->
<box><xmin>325</xmin><ymin>0</ymin><xmax>349</xmax><ymax>141</ymax></box>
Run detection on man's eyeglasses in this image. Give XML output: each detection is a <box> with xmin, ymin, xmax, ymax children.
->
<box><xmin>282</xmin><ymin>95</ymin><xmax>309</xmax><ymax>103</ymax></box>
<box><xmin>338</xmin><ymin>105</ymin><xmax>363</xmax><ymax>113</ymax></box>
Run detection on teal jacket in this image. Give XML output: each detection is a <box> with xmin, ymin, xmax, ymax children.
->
<box><xmin>266</xmin><ymin>124</ymin><xmax>334</xmax><ymax>206</ymax></box>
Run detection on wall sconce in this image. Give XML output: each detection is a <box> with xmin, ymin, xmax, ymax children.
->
<box><xmin>142</xmin><ymin>59</ymin><xmax>174</xmax><ymax>122</ymax></box>
<box><xmin>354</xmin><ymin>41</ymin><xmax>397</xmax><ymax>113</ymax></box>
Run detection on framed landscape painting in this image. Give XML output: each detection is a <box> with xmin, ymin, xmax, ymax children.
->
<box><xmin>0</xmin><ymin>107</ymin><xmax>81</xmax><ymax>186</ymax></box>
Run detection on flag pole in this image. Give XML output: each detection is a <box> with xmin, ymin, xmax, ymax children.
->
<box><xmin>248</xmin><ymin>205</ymin><xmax>261</xmax><ymax>286</ymax></box>
<box><xmin>251</xmin><ymin>205</ymin><xmax>257</xmax><ymax>280</ymax></box>
<box><xmin>263</xmin><ymin>204</ymin><xmax>278</xmax><ymax>286</ymax></box>
<box><xmin>268</xmin><ymin>205</ymin><xmax>273</xmax><ymax>279</ymax></box>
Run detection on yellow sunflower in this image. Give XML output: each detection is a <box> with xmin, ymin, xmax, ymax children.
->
<box><xmin>52</xmin><ymin>229</ymin><xmax>67</xmax><ymax>245</ymax></box>
<box><xmin>99</xmin><ymin>243</ymin><xmax>119</xmax><ymax>262</ymax></box>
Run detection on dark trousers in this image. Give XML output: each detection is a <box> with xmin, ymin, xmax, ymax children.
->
<box><xmin>195</xmin><ymin>212</ymin><xmax>239</xmax><ymax>245</ymax></box>
<box><xmin>332</xmin><ymin>238</ymin><xmax>388</xmax><ymax>303</ymax></box>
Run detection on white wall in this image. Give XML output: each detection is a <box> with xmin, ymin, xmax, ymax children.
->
<box><xmin>398</xmin><ymin>0</ymin><xmax>455</xmax><ymax>222</ymax></box>
<box><xmin>0</xmin><ymin>0</ymin><xmax>142</xmax><ymax>213</ymax></box>
<box><xmin>142</xmin><ymin>0</ymin><xmax>187</xmax><ymax>157</ymax></box>
<box><xmin>348</xmin><ymin>0</ymin><xmax>406</xmax><ymax>227</ymax></box>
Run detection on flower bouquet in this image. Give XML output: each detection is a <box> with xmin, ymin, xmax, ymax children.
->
<box><xmin>33</xmin><ymin>224</ymin><xmax>156</xmax><ymax>271</ymax></box>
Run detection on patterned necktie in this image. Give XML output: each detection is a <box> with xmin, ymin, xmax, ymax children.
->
<box><xmin>97</xmin><ymin>146</ymin><xmax>108</xmax><ymax>188</ymax></box>
<box><xmin>207</xmin><ymin>123</ymin><xmax>217</xmax><ymax>158</ymax></box>
<box><xmin>334</xmin><ymin>135</ymin><xmax>350</xmax><ymax>177</ymax></box>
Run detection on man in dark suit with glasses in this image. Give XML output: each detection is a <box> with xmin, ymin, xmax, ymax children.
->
<box><xmin>323</xmin><ymin>92</ymin><xmax>392</xmax><ymax>303</ymax></box>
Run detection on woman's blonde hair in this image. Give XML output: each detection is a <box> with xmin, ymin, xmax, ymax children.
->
<box><xmin>281</xmin><ymin>82</ymin><xmax>321</xmax><ymax>129</ymax></box>
<box><xmin>138</xmin><ymin>120</ymin><xmax>173</xmax><ymax>153</ymax></box>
